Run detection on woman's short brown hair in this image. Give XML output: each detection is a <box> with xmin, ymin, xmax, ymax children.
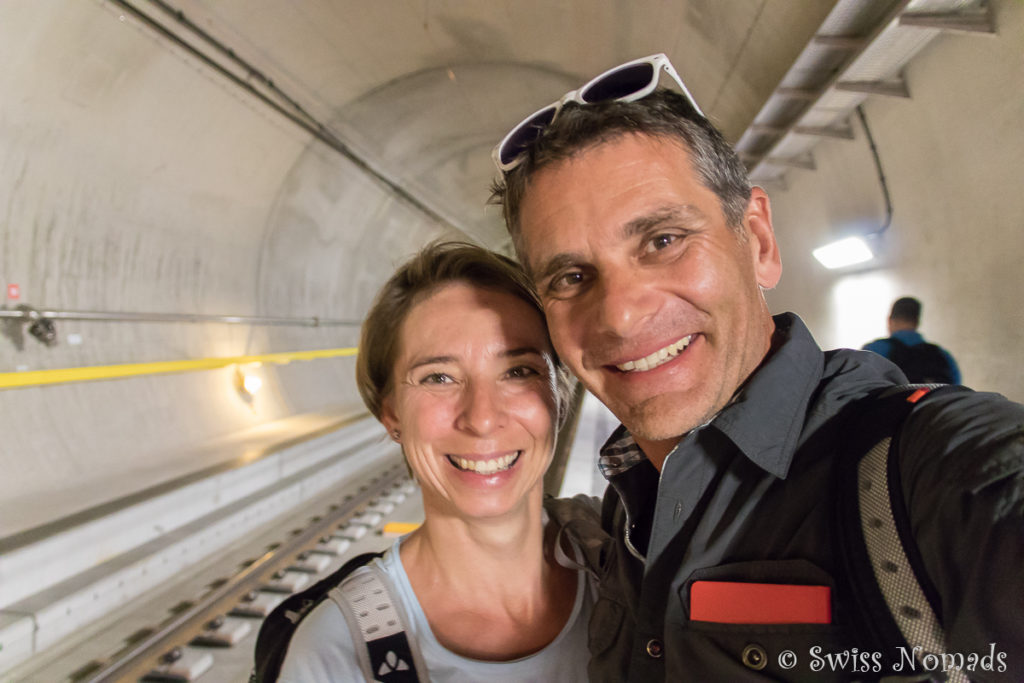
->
<box><xmin>355</xmin><ymin>240</ymin><xmax>572</xmax><ymax>424</ymax></box>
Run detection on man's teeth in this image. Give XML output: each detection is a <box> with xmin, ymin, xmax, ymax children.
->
<box><xmin>448</xmin><ymin>452</ymin><xmax>520</xmax><ymax>474</ymax></box>
<box><xmin>616</xmin><ymin>335</ymin><xmax>694</xmax><ymax>372</ymax></box>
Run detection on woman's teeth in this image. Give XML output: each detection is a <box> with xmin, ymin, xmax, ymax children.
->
<box><xmin>448</xmin><ymin>452</ymin><xmax>520</xmax><ymax>474</ymax></box>
<box><xmin>616</xmin><ymin>335</ymin><xmax>694</xmax><ymax>372</ymax></box>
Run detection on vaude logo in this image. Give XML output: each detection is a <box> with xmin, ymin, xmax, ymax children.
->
<box><xmin>378</xmin><ymin>650</ymin><xmax>411</xmax><ymax>676</ymax></box>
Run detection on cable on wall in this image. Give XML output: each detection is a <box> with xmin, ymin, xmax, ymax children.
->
<box><xmin>856</xmin><ymin>104</ymin><xmax>894</xmax><ymax>235</ymax></box>
<box><xmin>108</xmin><ymin>0</ymin><xmax>456</xmax><ymax>231</ymax></box>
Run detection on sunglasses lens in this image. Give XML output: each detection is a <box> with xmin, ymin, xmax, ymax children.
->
<box><xmin>580</xmin><ymin>63</ymin><xmax>656</xmax><ymax>104</ymax></box>
<box><xmin>499</xmin><ymin>105</ymin><xmax>558</xmax><ymax>167</ymax></box>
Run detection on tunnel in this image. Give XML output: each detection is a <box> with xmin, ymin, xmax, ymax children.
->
<box><xmin>1</xmin><ymin>0</ymin><xmax>1022</xmax><ymax>680</ymax></box>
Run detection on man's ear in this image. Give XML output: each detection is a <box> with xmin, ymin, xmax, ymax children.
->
<box><xmin>744</xmin><ymin>187</ymin><xmax>782</xmax><ymax>289</ymax></box>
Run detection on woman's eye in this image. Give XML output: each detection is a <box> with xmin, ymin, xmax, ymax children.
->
<box><xmin>420</xmin><ymin>372</ymin><xmax>453</xmax><ymax>385</ymax></box>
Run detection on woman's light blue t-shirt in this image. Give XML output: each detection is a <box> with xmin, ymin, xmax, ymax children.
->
<box><xmin>278</xmin><ymin>538</ymin><xmax>592</xmax><ymax>682</ymax></box>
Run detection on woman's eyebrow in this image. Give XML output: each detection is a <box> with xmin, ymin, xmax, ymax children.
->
<box><xmin>407</xmin><ymin>348</ymin><xmax>542</xmax><ymax>369</ymax></box>
<box><xmin>407</xmin><ymin>355</ymin><xmax>456</xmax><ymax>371</ymax></box>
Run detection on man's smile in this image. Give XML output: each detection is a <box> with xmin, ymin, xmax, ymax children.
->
<box><xmin>614</xmin><ymin>334</ymin><xmax>694</xmax><ymax>372</ymax></box>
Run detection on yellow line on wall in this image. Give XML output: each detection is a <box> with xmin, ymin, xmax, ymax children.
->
<box><xmin>0</xmin><ymin>347</ymin><xmax>358</xmax><ymax>389</ymax></box>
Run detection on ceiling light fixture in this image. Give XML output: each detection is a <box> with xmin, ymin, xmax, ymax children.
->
<box><xmin>812</xmin><ymin>236</ymin><xmax>874</xmax><ymax>269</ymax></box>
<box><xmin>812</xmin><ymin>106</ymin><xmax>892</xmax><ymax>270</ymax></box>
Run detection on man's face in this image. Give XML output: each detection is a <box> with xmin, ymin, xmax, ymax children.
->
<box><xmin>517</xmin><ymin>133</ymin><xmax>782</xmax><ymax>465</ymax></box>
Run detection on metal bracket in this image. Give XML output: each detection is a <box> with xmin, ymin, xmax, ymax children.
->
<box><xmin>0</xmin><ymin>305</ymin><xmax>58</xmax><ymax>350</ymax></box>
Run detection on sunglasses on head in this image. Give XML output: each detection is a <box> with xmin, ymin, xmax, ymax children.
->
<box><xmin>492</xmin><ymin>53</ymin><xmax>704</xmax><ymax>173</ymax></box>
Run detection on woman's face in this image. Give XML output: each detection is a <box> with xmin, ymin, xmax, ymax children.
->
<box><xmin>381</xmin><ymin>281</ymin><xmax>558</xmax><ymax>520</ymax></box>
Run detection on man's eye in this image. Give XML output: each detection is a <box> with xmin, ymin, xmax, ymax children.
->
<box><xmin>644</xmin><ymin>233</ymin><xmax>678</xmax><ymax>254</ymax></box>
<box><xmin>506</xmin><ymin>365</ymin><xmax>540</xmax><ymax>380</ymax></box>
<box><xmin>548</xmin><ymin>271</ymin><xmax>585</xmax><ymax>292</ymax></box>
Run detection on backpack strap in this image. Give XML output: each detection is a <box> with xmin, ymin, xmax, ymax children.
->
<box><xmin>330</xmin><ymin>563</ymin><xmax>429</xmax><ymax>683</ymax></box>
<box><xmin>838</xmin><ymin>384</ymin><xmax>970</xmax><ymax>681</ymax></box>
<box><xmin>251</xmin><ymin>551</ymin><xmax>384</xmax><ymax>683</ymax></box>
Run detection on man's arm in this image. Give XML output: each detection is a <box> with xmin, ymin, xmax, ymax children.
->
<box><xmin>899</xmin><ymin>389</ymin><xmax>1024</xmax><ymax>680</ymax></box>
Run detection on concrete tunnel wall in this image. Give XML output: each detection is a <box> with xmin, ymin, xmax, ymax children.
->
<box><xmin>1</xmin><ymin>1</ymin><xmax>1023</xmax><ymax>538</ymax></box>
<box><xmin>766</xmin><ymin>0</ymin><xmax>1024</xmax><ymax>402</ymax></box>
<box><xmin>0</xmin><ymin>2</ymin><xmax>454</xmax><ymax>535</ymax></box>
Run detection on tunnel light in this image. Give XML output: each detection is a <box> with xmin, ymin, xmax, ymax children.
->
<box><xmin>234</xmin><ymin>365</ymin><xmax>263</xmax><ymax>403</ymax></box>
<box><xmin>812</xmin><ymin>237</ymin><xmax>874</xmax><ymax>270</ymax></box>
<box><xmin>242</xmin><ymin>373</ymin><xmax>263</xmax><ymax>394</ymax></box>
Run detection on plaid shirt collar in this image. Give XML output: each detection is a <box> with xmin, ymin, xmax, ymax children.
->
<box><xmin>598</xmin><ymin>423</ymin><xmax>647</xmax><ymax>478</ymax></box>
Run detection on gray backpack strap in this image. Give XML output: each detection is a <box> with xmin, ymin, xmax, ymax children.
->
<box><xmin>856</xmin><ymin>385</ymin><xmax>969</xmax><ymax>683</ymax></box>
<box><xmin>329</xmin><ymin>564</ymin><xmax>430</xmax><ymax>683</ymax></box>
<box><xmin>542</xmin><ymin>495</ymin><xmax>609</xmax><ymax>575</ymax></box>
<box><xmin>858</xmin><ymin>436</ymin><xmax>967</xmax><ymax>683</ymax></box>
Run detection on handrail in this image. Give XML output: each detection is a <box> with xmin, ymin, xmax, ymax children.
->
<box><xmin>0</xmin><ymin>307</ymin><xmax>359</xmax><ymax>327</ymax></box>
<box><xmin>0</xmin><ymin>347</ymin><xmax>358</xmax><ymax>389</ymax></box>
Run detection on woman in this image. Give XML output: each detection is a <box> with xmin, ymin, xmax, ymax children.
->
<box><xmin>278</xmin><ymin>241</ymin><xmax>592</xmax><ymax>682</ymax></box>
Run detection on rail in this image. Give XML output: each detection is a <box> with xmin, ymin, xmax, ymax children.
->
<box><xmin>80</xmin><ymin>463</ymin><xmax>412</xmax><ymax>683</ymax></box>
<box><xmin>0</xmin><ymin>347</ymin><xmax>358</xmax><ymax>389</ymax></box>
<box><xmin>0</xmin><ymin>307</ymin><xmax>359</xmax><ymax>327</ymax></box>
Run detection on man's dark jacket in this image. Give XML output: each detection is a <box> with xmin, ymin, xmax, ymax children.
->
<box><xmin>587</xmin><ymin>313</ymin><xmax>1024</xmax><ymax>682</ymax></box>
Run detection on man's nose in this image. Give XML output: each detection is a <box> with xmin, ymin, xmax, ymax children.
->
<box><xmin>455</xmin><ymin>380</ymin><xmax>506</xmax><ymax>436</ymax></box>
<box><xmin>592</xmin><ymin>269</ymin><xmax>660</xmax><ymax>339</ymax></box>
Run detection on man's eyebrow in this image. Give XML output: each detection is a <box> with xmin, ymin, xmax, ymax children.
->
<box><xmin>529</xmin><ymin>205</ymin><xmax>707</xmax><ymax>285</ymax></box>
<box><xmin>623</xmin><ymin>204</ymin><xmax>707</xmax><ymax>238</ymax></box>
<box><xmin>530</xmin><ymin>252</ymin><xmax>582</xmax><ymax>286</ymax></box>
<box><xmin>502</xmin><ymin>346</ymin><xmax>544</xmax><ymax>359</ymax></box>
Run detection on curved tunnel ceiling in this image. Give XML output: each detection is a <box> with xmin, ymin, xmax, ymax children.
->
<box><xmin>1</xmin><ymin>6</ymin><xmax>1020</xmax><ymax>671</ymax></box>
<box><xmin>0</xmin><ymin>0</ymin><xmax>837</xmax><ymax>530</ymax></box>
<box><xmin>164</xmin><ymin>0</ymin><xmax>838</xmax><ymax>249</ymax></box>
<box><xmin>7</xmin><ymin>0</ymin><xmax>1009</xmax><ymax>533</ymax></box>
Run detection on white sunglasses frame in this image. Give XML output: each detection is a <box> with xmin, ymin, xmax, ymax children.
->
<box><xmin>492</xmin><ymin>53</ymin><xmax>705</xmax><ymax>173</ymax></box>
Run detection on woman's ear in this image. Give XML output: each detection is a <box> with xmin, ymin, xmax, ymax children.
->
<box><xmin>379</xmin><ymin>397</ymin><xmax>401</xmax><ymax>442</ymax></box>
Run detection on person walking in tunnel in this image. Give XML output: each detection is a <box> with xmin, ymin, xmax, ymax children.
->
<box><xmin>863</xmin><ymin>296</ymin><xmax>961</xmax><ymax>385</ymax></box>
<box><xmin>490</xmin><ymin>54</ymin><xmax>1024</xmax><ymax>681</ymax></box>
<box><xmin>276</xmin><ymin>242</ymin><xmax>597</xmax><ymax>682</ymax></box>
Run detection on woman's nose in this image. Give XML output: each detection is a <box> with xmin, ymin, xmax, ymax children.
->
<box><xmin>455</xmin><ymin>380</ymin><xmax>506</xmax><ymax>435</ymax></box>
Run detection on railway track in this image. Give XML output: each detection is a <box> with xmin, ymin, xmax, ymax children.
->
<box><xmin>13</xmin><ymin>459</ymin><xmax>421</xmax><ymax>683</ymax></box>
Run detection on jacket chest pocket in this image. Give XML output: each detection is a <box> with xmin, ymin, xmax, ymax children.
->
<box><xmin>668</xmin><ymin>560</ymin><xmax>869</xmax><ymax>681</ymax></box>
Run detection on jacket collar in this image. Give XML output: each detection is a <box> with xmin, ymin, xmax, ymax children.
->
<box><xmin>708</xmin><ymin>313</ymin><xmax>823</xmax><ymax>479</ymax></box>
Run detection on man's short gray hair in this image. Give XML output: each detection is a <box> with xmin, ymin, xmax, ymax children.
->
<box><xmin>490</xmin><ymin>89</ymin><xmax>752</xmax><ymax>261</ymax></box>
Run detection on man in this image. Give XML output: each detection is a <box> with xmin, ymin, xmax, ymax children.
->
<box><xmin>864</xmin><ymin>296</ymin><xmax>961</xmax><ymax>384</ymax></box>
<box><xmin>490</xmin><ymin>55</ymin><xmax>1023</xmax><ymax>681</ymax></box>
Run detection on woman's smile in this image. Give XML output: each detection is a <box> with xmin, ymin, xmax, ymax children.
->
<box><xmin>446</xmin><ymin>451</ymin><xmax>522</xmax><ymax>474</ymax></box>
